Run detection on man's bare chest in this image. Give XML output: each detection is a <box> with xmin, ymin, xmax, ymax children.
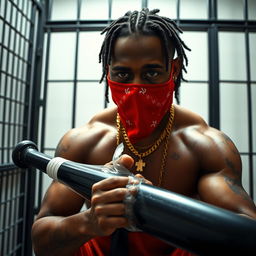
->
<box><xmin>123</xmin><ymin>139</ymin><xmax>200</xmax><ymax>197</ymax></box>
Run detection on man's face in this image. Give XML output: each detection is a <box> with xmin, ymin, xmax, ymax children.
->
<box><xmin>109</xmin><ymin>34</ymin><xmax>172</xmax><ymax>84</ymax></box>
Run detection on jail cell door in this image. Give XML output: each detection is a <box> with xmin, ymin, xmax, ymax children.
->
<box><xmin>0</xmin><ymin>1</ymin><xmax>44</xmax><ymax>256</ymax></box>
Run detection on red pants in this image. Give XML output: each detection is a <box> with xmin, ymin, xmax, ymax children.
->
<box><xmin>74</xmin><ymin>232</ymin><xmax>194</xmax><ymax>256</ymax></box>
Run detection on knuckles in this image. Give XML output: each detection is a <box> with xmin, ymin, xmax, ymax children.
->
<box><xmin>94</xmin><ymin>205</ymin><xmax>104</xmax><ymax>216</ymax></box>
<box><xmin>114</xmin><ymin>188</ymin><xmax>127</xmax><ymax>198</ymax></box>
<box><xmin>92</xmin><ymin>177</ymin><xmax>129</xmax><ymax>194</ymax></box>
<box><xmin>91</xmin><ymin>188</ymin><xmax>127</xmax><ymax>206</ymax></box>
<box><xmin>91</xmin><ymin>193</ymin><xmax>102</xmax><ymax>205</ymax></box>
<box><xmin>94</xmin><ymin>203</ymin><xmax>126</xmax><ymax>216</ymax></box>
<box><xmin>108</xmin><ymin>176</ymin><xmax>129</xmax><ymax>187</ymax></box>
<box><xmin>89</xmin><ymin>176</ymin><xmax>130</xmax><ymax>235</ymax></box>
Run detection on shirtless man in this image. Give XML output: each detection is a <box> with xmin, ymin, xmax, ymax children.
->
<box><xmin>32</xmin><ymin>8</ymin><xmax>256</xmax><ymax>256</ymax></box>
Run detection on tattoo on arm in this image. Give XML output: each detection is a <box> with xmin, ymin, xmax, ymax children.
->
<box><xmin>224</xmin><ymin>158</ymin><xmax>251</xmax><ymax>202</ymax></box>
<box><xmin>225</xmin><ymin>158</ymin><xmax>240</xmax><ymax>177</ymax></box>
<box><xmin>54</xmin><ymin>132</ymin><xmax>80</xmax><ymax>157</ymax></box>
<box><xmin>55</xmin><ymin>140</ymin><xmax>70</xmax><ymax>157</ymax></box>
<box><xmin>224</xmin><ymin>175</ymin><xmax>251</xmax><ymax>202</ymax></box>
<box><xmin>221</xmin><ymin>133</ymin><xmax>240</xmax><ymax>155</ymax></box>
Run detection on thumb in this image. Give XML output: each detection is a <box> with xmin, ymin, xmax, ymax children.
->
<box><xmin>116</xmin><ymin>154</ymin><xmax>134</xmax><ymax>170</ymax></box>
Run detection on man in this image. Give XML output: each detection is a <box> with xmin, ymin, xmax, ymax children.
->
<box><xmin>32</xmin><ymin>8</ymin><xmax>256</xmax><ymax>256</ymax></box>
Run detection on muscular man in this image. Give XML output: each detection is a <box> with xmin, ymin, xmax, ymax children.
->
<box><xmin>32</xmin><ymin>8</ymin><xmax>256</xmax><ymax>256</ymax></box>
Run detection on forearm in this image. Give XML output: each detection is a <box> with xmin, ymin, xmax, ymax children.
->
<box><xmin>32</xmin><ymin>210</ymin><xmax>94</xmax><ymax>256</ymax></box>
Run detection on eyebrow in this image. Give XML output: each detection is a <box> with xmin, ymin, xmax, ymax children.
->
<box><xmin>111</xmin><ymin>63</ymin><xmax>165</xmax><ymax>71</ymax></box>
<box><xmin>111</xmin><ymin>66</ymin><xmax>130</xmax><ymax>71</ymax></box>
<box><xmin>143</xmin><ymin>64</ymin><xmax>164</xmax><ymax>69</ymax></box>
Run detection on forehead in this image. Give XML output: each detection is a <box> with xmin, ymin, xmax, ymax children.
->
<box><xmin>111</xmin><ymin>34</ymin><xmax>165</xmax><ymax>63</ymax></box>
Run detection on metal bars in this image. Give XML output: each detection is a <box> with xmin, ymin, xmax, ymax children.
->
<box><xmin>0</xmin><ymin>0</ymin><xmax>44</xmax><ymax>255</ymax></box>
<box><xmin>208</xmin><ymin>0</ymin><xmax>220</xmax><ymax>129</ymax></box>
<box><xmin>244</xmin><ymin>0</ymin><xmax>254</xmax><ymax>199</ymax></box>
<box><xmin>0</xmin><ymin>1</ymin><xmax>30</xmax><ymax>252</ymax></box>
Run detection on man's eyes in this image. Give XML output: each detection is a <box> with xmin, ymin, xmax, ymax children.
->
<box><xmin>116</xmin><ymin>71</ymin><xmax>160</xmax><ymax>79</ymax></box>
<box><xmin>117</xmin><ymin>72</ymin><xmax>129</xmax><ymax>79</ymax></box>
<box><xmin>112</xmin><ymin>70</ymin><xmax>162</xmax><ymax>82</ymax></box>
<box><xmin>145</xmin><ymin>71</ymin><xmax>160</xmax><ymax>79</ymax></box>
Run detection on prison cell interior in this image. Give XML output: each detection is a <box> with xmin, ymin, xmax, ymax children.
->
<box><xmin>0</xmin><ymin>0</ymin><xmax>256</xmax><ymax>255</ymax></box>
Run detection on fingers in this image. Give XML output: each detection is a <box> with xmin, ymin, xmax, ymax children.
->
<box><xmin>103</xmin><ymin>154</ymin><xmax>134</xmax><ymax>175</ymax></box>
<box><xmin>92</xmin><ymin>176</ymin><xmax>129</xmax><ymax>192</ymax></box>
<box><xmin>91</xmin><ymin>187</ymin><xmax>127</xmax><ymax>205</ymax></box>
<box><xmin>135</xmin><ymin>173</ymin><xmax>153</xmax><ymax>185</ymax></box>
<box><xmin>89</xmin><ymin>177</ymin><xmax>131</xmax><ymax>236</ymax></box>
<box><xmin>94</xmin><ymin>203</ymin><xmax>126</xmax><ymax>216</ymax></box>
<box><xmin>93</xmin><ymin>203</ymin><xmax>128</xmax><ymax>231</ymax></box>
<box><xmin>87</xmin><ymin>162</ymin><xmax>154</xmax><ymax>237</ymax></box>
<box><xmin>87</xmin><ymin>206</ymin><xmax>128</xmax><ymax>237</ymax></box>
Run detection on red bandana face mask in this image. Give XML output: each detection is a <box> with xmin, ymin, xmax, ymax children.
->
<box><xmin>108</xmin><ymin>76</ymin><xmax>175</xmax><ymax>144</ymax></box>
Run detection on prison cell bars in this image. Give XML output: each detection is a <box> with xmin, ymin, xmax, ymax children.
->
<box><xmin>0</xmin><ymin>0</ymin><xmax>44</xmax><ymax>255</ymax></box>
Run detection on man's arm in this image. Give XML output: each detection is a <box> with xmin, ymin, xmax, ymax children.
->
<box><xmin>32</xmin><ymin>128</ymin><xmax>92</xmax><ymax>256</ymax></box>
<box><xmin>32</xmin><ymin>178</ymin><xmax>130</xmax><ymax>256</ymax></box>
<box><xmin>31</xmin><ymin>127</ymin><xmax>131</xmax><ymax>256</ymax></box>
<box><xmin>196</xmin><ymin>127</ymin><xmax>256</xmax><ymax>219</ymax></box>
<box><xmin>32</xmin><ymin>182</ymin><xmax>89</xmax><ymax>255</ymax></box>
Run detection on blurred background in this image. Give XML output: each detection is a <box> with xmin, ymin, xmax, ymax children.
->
<box><xmin>0</xmin><ymin>0</ymin><xmax>255</xmax><ymax>255</ymax></box>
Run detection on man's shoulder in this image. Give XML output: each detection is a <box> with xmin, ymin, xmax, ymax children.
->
<box><xmin>174</xmin><ymin>104</ymin><xmax>208</xmax><ymax>132</ymax></box>
<box><xmin>174</xmin><ymin>105</ymin><xmax>222</xmax><ymax>148</ymax></box>
<box><xmin>174</xmin><ymin>105</ymin><xmax>233</xmax><ymax>157</ymax></box>
<box><xmin>89</xmin><ymin>106</ymin><xmax>117</xmax><ymax>127</ymax></box>
<box><xmin>55</xmin><ymin>107</ymin><xmax>118</xmax><ymax>163</ymax></box>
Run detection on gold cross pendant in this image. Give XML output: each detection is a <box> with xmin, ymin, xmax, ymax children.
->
<box><xmin>135</xmin><ymin>158</ymin><xmax>146</xmax><ymax>172</ymax></box>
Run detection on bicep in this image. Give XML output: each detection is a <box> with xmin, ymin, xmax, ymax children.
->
<box><xmin>197</xmin><ymin>130</ymin><xmax>256</xmax><ymax>218</ymax></box>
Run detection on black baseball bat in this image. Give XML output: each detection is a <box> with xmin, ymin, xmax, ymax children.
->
<box><xmin>12</xmin><ymin>140</ymin><xmax>256</xmax><ymax>255</ymax></box>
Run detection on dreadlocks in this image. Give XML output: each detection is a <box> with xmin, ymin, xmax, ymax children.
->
<box><xmin>99</xmin><ymin>8</ymin><xmax>190</xmax><ymax>103</ymax></box>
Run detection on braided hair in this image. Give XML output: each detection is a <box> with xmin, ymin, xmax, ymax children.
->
<box><xmin>99</xmin><ymin>8</ymin><xmax>190</xmax><ymax>103</ymax></box>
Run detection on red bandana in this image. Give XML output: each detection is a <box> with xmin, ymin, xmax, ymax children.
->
<box><xmin>108</xmin><ymin>77</ymin><xmax>175</xmax><ymax>144</ymax></box>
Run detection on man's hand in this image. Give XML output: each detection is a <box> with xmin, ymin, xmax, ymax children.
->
<box><xmin>89</xmin><ymin>176</ymin><xmax>130</xmax><ymax>236</ymax></box>
<box><xmin>87</xmin><ymin>154</ymin><xmax>152</xmax><ymax>236</ymax></box>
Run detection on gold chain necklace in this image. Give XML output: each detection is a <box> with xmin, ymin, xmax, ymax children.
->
<box><xmin>116</xmin><ymin>105</ymin><xmax>174</xmax><ymax>185</ymax></box>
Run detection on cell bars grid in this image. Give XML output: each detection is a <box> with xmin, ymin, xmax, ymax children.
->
<box><xmin>0</xmin><ymin>0</ymin><xmax>39</xmax><ymax>255</ymax></box>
